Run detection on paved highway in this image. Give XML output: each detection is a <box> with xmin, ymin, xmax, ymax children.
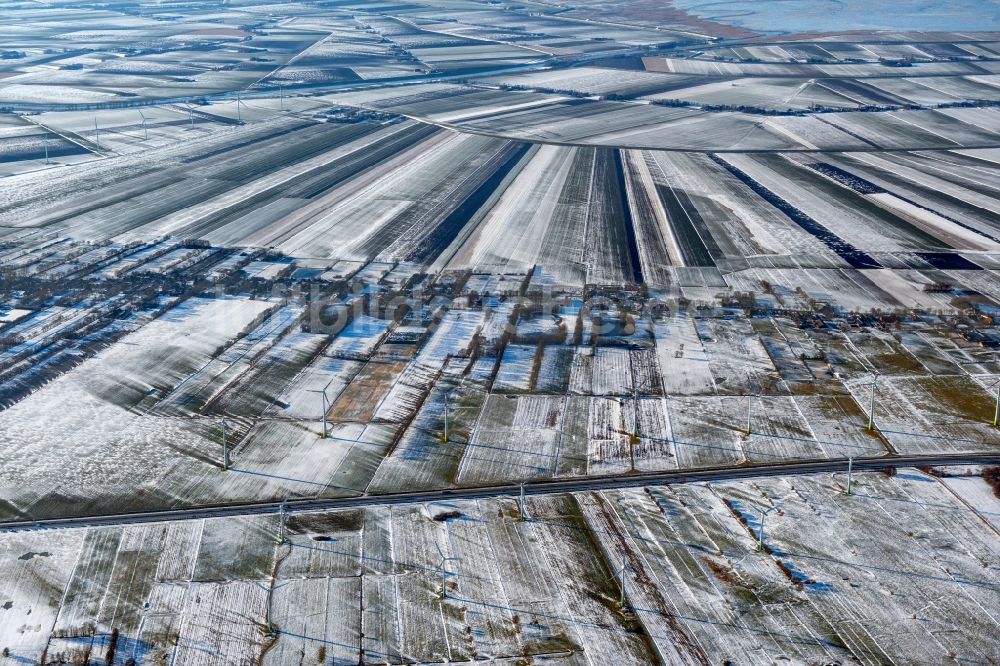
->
<box><xmin>1</xmin><ymin>452</ymin><xmax>996</xmax><ymax>532</ymax></box>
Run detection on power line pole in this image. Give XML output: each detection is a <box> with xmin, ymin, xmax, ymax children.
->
<box><xmin>518</xmin><ymin>483</ymin><xmax>527</xmax><ymax>521</ymax></box>
<box><xmin>993</xmin><ymin>381</ymin><xmax>999</xmax><ymax>428</ymax></box>
<box><xmin>665</xmin><ymin>393</ymin><xmax>676</xmax><ymax>451</ymax></box>
<box><xmin>222</xmin><ymin>418</ymin><xmax>230</xmax><ymax>470</ymax></box>
<box><xmin>321</xmin><ymin>389</ymin><xmax>328</xmax><ymax>438</ymax></box>
<box><xmin>94</xmin><ymin>117</ymin><xmax>100</xmax><ymax>149</ymax></box>
<box><xmin>745</xmin><ymin>394</ymin><xmax>753</xmax><ymax>436</ymax></box>
<box><xmin>443</xmin><ymin>391</ymin><xmax>450</xmax><ymax>442</ymax></box>
<box><xmin>846</xmin><ymin>456</ymin><xmax>853</xmax><ymax>495</ymax></box>
<box><xmin>867</xmin><ymin>373</ymin><xmax>878</xmax><ymax>431</ymax></box>
<box><xmin>632</xmin><ymin>385</ymin><xmax>640</xmax><ymax>441</ymax></box>
<box><xmin>618</xmin><ymin>550</ymin><xmax>628</xmax><ymax>608</ymax></box>
<box><xmin>277</xmin><ymin>498</ymin><xmax>288</xmax><ymax>544</ymax></box>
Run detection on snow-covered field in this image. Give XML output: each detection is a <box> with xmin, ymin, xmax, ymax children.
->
<box><xmin>0</xmin><ymin>297</ymin><xmax>273</xmax><ymax>500</ymax></box>
<box><xmin>7</xmin><ymin>4</ymin><xmax>1000</xmax><ymax>662</ymax></box>
<box><xmin>2</xmin><ymin>272</ymin><xmax>998</xmax><ymax>519</ymax></box>
<box><xmin>2</xmin><ymin>468</ymin><xmax>998</xmax><ymax>664</ymax></box>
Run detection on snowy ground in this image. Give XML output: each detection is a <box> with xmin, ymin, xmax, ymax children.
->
<box><xmin>0</xmin><ymin>278</ymin><xmax>998</xmax><ymax>520</ymax></box>
<box><xmin>0</xmin><ymin>468</ymin><xmax>997</xmax><ymax>665</ymax></box>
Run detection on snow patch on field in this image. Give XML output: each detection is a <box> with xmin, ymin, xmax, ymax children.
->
<box><xmin>0</xmin><ymin>297</ymin><xmax>273</xmax><ymax>503</ymax></box>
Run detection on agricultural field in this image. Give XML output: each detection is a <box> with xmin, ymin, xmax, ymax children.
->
<box><xmin>0</xmin><ymin>252</ymin><xmax>997</xmax><ymax>519</ymax></box>
<box><xmin>3</xmin><ymin>0</ymin><xmax>1000</xmax><ymax>662</ymax></box>
<box><xmin>1</xmin><ymin>467</ymin><xmax>998</xmax><ymax>664</ymax></box>
<box><xmin>8</xmin><ymin>114</ymin><xmax>1000</xmax><ymax>295</ymax></box>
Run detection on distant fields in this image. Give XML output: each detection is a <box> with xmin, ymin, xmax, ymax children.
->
<box><xmin>5</xmin><ymin>116</ymin><xmax>1000</xmax><ymax>291</ymax></box>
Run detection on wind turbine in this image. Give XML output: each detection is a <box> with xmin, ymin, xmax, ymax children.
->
<box><xmin>137</xmin><ymin>109</ymin><xmax>148</xmax><ymax>141</ymax></box>
<box><xmin>434</xmin><ymin>540</ymin><xmax>460</xmax><ymax>600</ymax></box>
<box><xmin>253</xmin><ymin>579</ymin><xmax>292</xmax><ymax>638</ymax></box>
<box><xmin>307</xmin><ymin>378</ymin><xmax>335</xmax><ymax>438</ymax></box>
<box><xmin>440</xmin><ymin>381</ymin><xmax>465</xmax><ymax>443</ymax></box>
<box><xmin>756</xmin><ymin>504</ymin><xmax>780</xmax><ymax>551</ymax></box>
<box><xmin>957</xmin><ymin>353</ymin><xmax>1000</xmax><ymax>427</ymax></box>
<box><xmin>866</xmin><ymin>372</ymin><xmax>879</xmax><ymax>432</ymax></box>
<box><xmin>744</xmin><ymin>372</ymin><xmax>776</xmax><ymax>437</ymax></box>
<box><xmin>665</xmin><ymin>393</ymin><xmax>676</xmax><ymax>452</ymax></box>
<box><xmin>616</xmin><ymin>549</ymin><xmax>630</xmax><ymax>608</ymax></box>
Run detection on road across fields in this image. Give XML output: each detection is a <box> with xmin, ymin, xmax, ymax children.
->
<box><xmin>1</xmin><ymin>452</ymin><xmax>996</xmax><ymax>532</ymax></box>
